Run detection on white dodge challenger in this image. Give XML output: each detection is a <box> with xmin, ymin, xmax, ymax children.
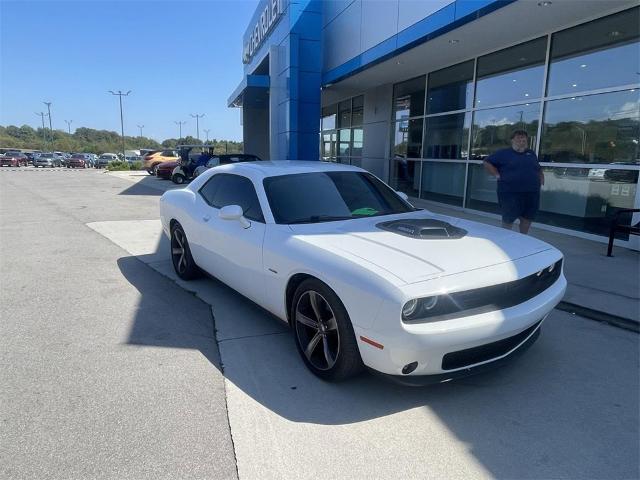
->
<box><xmin>159</xmin><ymin>161</ymin><xmax>566</xmax><ymax>384</ymax></box>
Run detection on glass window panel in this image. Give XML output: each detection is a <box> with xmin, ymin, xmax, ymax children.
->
<box><xmin>427</xmin><ymin>60</ymin><xmax>474</xmax><ymax>114</ymax></box>
<box><xmin>539</xmin><ymin>89</ymin><xmax>640</xmax><ymax>164</ymax></box>
<box><xmin>352</xmin><ymin>128</ymin><xmax>363</xmax><ymax>157</ymax></box>
<box><xmin>423</xmin><ymin>113</ymin><xmax>471</xmax><ymax>159</ymax></box>
<box><xmin>475</xmin><ymin>37</ymin><xmax>547</xmax><ymax>107</ymax></box>
<box><xmin>548</xmin><ymin>7</ymin><xmax>640</xmax><ymax>96</ymax></box>
<box><xmin>393</xmin><ymin>119</ymin><xmax>423</xmax><ymax>158</ymax></box>
<box><xmin>537</xmin><ymin>166</ymin><xmax>638</xmax><ymax>238</ymax></box>
<box><xmin>420</xmin><ymin>161</ymin><xmax>466</xmax><ymax>206</ymax></box>
<box><xmin>393</xmin><ymin>76</ymin><xmax>426</xmax><ymax>120</ymax></box>
<box><xmin>465</xmin><ymin>163</ymin><xmax>500</xmax><ymax>214</ymax></box>
<box><xmin>322</xmin><ymin>105</ymin><xmax>336</xmax><ymax>131</ymax></box>
<box><xmin>352</xmin><ymin>95</ymin><xmax>364</xmax><ymax>126</ymax></box>
<box><xmin>470</xmin><ymin>103</ymin><xmax>540</xmax><ymax>160</ymax></box>
<box><xmin>390</xmin><ymin>159</ymin><xmax>421</xmax><ymax>198</ymax></box>
<box><xmin>338</xmin><ymin>99</ymin><xmax>351</xmax><ymax>128</ymax></box>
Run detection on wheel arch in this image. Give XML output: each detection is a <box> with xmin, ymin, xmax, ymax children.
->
<box><xmin>285</xmin><ymin>272</ymin><xmax>345</xmax><ymax>327</ymax></box>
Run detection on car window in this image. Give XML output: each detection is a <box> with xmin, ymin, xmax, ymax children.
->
<box><xmin>199</xmin><ymin>173</ymin><xmax>264</xmax><ymax>223</ymax></box>
<box><xmin>206</xmin><ymin>157</ymin><xmax>220</xmax><ymax>168</ymax></box>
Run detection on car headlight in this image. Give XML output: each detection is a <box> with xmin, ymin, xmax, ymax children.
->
<box><xmin>402</xmin><ymin>296</ymin><xmax>440</xmax><ymax>321</ymax></box>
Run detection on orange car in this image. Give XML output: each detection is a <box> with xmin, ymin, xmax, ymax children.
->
<box><xmin>143</xmin><ymin>149</ymin><xmax>179</xmax><ymax>175</ymax></box>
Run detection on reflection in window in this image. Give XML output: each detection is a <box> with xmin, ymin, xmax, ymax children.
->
<box><xmin>427</xmin><ymin>60</ymin><xmax>474</xmax><ymax>114</ymax></box>
<box><xmin>420</xmin><ymin>161</ymin><xmax>466</xmax><ymax>206</ymax></box>
<box><xmin>322</xmin><ymin>105</ymin><xmax>336</xmax><ymax>131</ymax></box>
<box><xmin>338</xmin><ymin>100</ymin><xmax>351</xmax><ymax>128</ymax></box>
<box><xmin>465</xmin><ymin>163</ymin><xmax>500</xmax><ymax>214</ymax></box>
<box><xmin>423</xmin><ymin>113</ymin><xmax>470</xmax><ymax>159</ymax></box>
<box><xmin>338</xmin><ymin>128</ymin><xmax>351</xmax><ymax>156</ymax></box>
<box><xmin>475</xmin><ymin>37</ymin><xmax>547</xmax><ymax>107</ymax></box>
<box><xmin>537</xmin><ymin>166</ymin><xmax>638</xmax><ymax>238</ymax></box>
<box><xmin>393</xmin><ymin>119</ymin><xmax>423</xmax><ymax>158</ymax></box>
<box><xmin>390</xmin><ymin>158</ymin><xmax>421</xmax><ymax>198</ymax></box>
<box><xmin>393</xmin><ymin>76</ymin><xmax>426</xmax><ymax>120</ymax></box>
<box><xmin>547</xmin><ymin>7</ymin><xmax>640</xmax><ymax>96</ymax></box>
<box><xmin>471</xmin><ymin>103</ymin><xmax>540</xmax><ymax>159</ymax></box>
<box><xmin>539</xmin><ymin>90</ymin><xmax>640</xmax><ymax>164</ymax></box>
<box><xmin>352</xmin><ymin>95</ymin><xmax>364</xmax><ymax>127</ymax></box>
<box><xmin>352</xmin><ymin>128</ymin><xmax>363</xmax><ymax>157</ymax></box>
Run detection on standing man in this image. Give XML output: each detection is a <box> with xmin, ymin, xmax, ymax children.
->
<box><xmin>483</xmin><ymin>130</ymin><xmax>544</xmax><ymax>234</ymax></box>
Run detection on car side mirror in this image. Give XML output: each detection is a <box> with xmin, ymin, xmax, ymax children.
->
<box><xmin>219</xmin><ymin>204</ymin><xmax>251</xmax><ymax>229</ymax></box>
<box><xmin>396</xmin><ymin>191</ymin><xmax>409</xmax><ymax>201</ymax></box>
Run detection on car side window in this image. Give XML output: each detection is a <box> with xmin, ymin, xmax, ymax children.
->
<box><xmin>206</xmin><ymin>157</ymin><xmax>220</xmax><ymax>168</ymax></box>
<box><xmin>199</xmin><ymin>174</ymin><xmax>265</xmax><ymax>223</ymax></box>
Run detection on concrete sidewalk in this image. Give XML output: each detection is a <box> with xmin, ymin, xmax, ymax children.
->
<box><xmin>414</xmin><ymin>199</ymin><xmax>640</xmax><ymax>327</ymax></box>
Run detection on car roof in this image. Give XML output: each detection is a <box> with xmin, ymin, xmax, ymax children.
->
<box><xmin>216</xmin><ymin>160</ymin><xmax>364</xmax><ymax>178</ymax></box>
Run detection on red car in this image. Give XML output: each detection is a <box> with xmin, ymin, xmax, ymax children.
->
<box><xmin>1</xmin><ymin>152</ymin><xmax>28</xmax><ymax>167</ymax></box>
<box><xmin>156</xmin><ymin>161</ymin><xmax>178</xmax><ymax>180</ymax></box>
<box><xmin>67</xmin><ymin>154</ymin><xmax>88</xmax><ymax>168</ymax></box>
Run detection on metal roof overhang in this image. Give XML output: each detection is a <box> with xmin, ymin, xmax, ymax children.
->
<box><xmin>227</xmin><ymin>74</ymin><xmax>270</xmax><ymax>108</ymax></box>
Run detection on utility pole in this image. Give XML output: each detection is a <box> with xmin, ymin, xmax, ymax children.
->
<box><xmin>137</xmin><ymin>124</ymin><xmax>144</xmax><ymax>137</ymax></box>
<box><xmin>175</xmin><ymin>121</ymin><xmax>186</xmax><ymax>143</ymax></box>
<box><xmin>64</xmin><ymin>119</ymin><xmax>73</xmax><ymax>134</ymax></box>
<box><xmin>43</xmin><ymin>101</ymin><xmax>53</xmax><ymax>132</ymax></box>
<box><xmin>109</xmin><ymin>90</ymin><xmax>131</xmax><ymax>161</ymax></box>
<box><xmin>203</xmin><ymin>129</ymin><xmax>210</xmax><ymax>143</ymax></box>
<box><xmin>190</xmin><ymin>113</ymin><xmax>205</xmax><ymax>141</ymax></box>
<box><xmin>35</xmin><ymin>112</ymin><xmax>48</xmax><ymax>149</ymax></box>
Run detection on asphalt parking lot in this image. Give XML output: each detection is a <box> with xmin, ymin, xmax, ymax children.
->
<box><xmin>1</xmin><ymin>167</ymin><xmax>638</xmax><ymax>479</ymax></box>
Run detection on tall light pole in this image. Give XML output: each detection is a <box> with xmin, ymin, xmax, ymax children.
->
<box><xmin>35</xmin><ymin>112</ymin><xmax>48</xmax><ymax>149</ymax></box>
<box><xmin>109</xmin><ymin>90</ymin><xmax>131</xmax><ymax>160</ymax></box>
<box><xmin>64</xmin><ymin>119</ymin><xmax>73</xmax><ymax>134</ymax></box>
<box><xmin>203</xmin><ymin>129</ymin><xmax>210</xmax><ymax>143</ymax></box>
<box><xmin>137</xmin><ymin>124</ymin><xmax>144</xmax><ymax>138</ymax></box>
<box><xmin>175</xmin><ymin>121</ymin><xmax>186</xmax><ymax>143</ymax></box>
<box><xmin>190</xmin><ymin>113</ymin><xmax>205</xmax><ymax>141</ymax></box>
<box><xmin>43</xmin><ymin>101</ymin><xmax>53</xmax><ymax>132</ymax></box>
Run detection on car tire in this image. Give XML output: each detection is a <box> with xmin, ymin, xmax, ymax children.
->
<box><xmin>170</xmin><ymin>223</ymin><xmax>200</xmax><ymax>280</ymax></box>
<box><xmin>291</xmin><ymin>279</ymin><xmax>364</xmax><ymax>381</ymax></box>
<box><xmin>152</xmin><ymin>164</ymin><xmax>160</xmax><ymax>176</ymax></box>
<box><xmin>146</xmin><ymin>169</ymin><xmax>154</xmax><ymax>175</ymax></box>
<box><xmin>172</xmin><ymin>173</ymin><xmax>186</xmax><ymax>185</ymax></box>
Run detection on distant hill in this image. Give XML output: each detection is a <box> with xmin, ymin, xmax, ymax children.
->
<box><xmin>0</xmin><ymin>125</ymin><xmax>243</xmax><ymax>154</ymax></box>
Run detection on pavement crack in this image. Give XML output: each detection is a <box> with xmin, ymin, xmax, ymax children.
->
<box><xmin>218</xmin><ymin>330</ymin><xmax>289</xmax><ymax>344</ymax></box>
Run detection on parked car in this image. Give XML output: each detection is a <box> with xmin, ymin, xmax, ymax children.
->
<box><xmin>95</xmin><ymin>153</ymin><xmax>119</xmax><ymax>168</ymax></box>
<box><xmin>142</xmin><ymin>149</ymin><xmax>179</xmax><ymax>175</ymax></box>
<box><xmin>1</xmin><ymin>152</ymin><xmax>29</xmax><ymax>167</ymax></box>
<box><xmin>156</xmin><ymin>161</ymin><xmax>179</xmax><ymax>180</ymax></box>
<box><xmin>159</xmin><ymin>161</ymin><xmax>566</xmax><ymax>384</ymax></box>
<box><xmin>34</xmin><ymin>153</ymin><xmax>62</xmax><ymax>167</ymax></box>
<box><xmin>67</xmin><ymin>154</ymin><xmax>88</xmax><ymax>168</ymax></box>
<box><xmin>192</xmin><ymin>154</ymin><xmax>262</xmax><ymax>178</ymax></box>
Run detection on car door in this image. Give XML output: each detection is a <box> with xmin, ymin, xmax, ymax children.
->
<box><xmin>193</xmin><ymin>173</ymin><xmax>267</xmax><ymax>305</ymax></box>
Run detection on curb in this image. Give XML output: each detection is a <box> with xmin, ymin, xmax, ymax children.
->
<box><xmin>556</xmin><ymin>301</ymin><xmax>639</xmax><ymax>333</ymax></box>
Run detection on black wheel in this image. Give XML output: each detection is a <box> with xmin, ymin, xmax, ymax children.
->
<box><xmin>172</xmin><ymin>173</ymin><xmax>185</xmax><ymax>185</ymax></box>
<box><xmin>152</xmin><ymin>164</ymin><xmax>160</xmax><ymax>175</ymax></box>
<box><xmin>291</xmin><ymin>279</ymin><xmax>364</xmax><ymax>381</ymax></box>
<box><xmin>147</xmin><ymin>169</ymin><xmax>154</xmax><ymax>175</ymax></box>
<box><xmin>170</xmin><ymin>223</ymin><xmax>200</xmax><ymax>280</ymax></box>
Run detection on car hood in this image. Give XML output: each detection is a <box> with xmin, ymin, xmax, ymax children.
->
<box><xmin>288</xmin><ymin>211</ymin><xmax>553</xmax><ymax>285</ymax></box>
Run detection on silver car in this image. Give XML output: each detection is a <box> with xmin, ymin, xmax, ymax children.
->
<box><xmin>34</xmin><ymin>153</ymin><xmax>62</xmax><ymax>168</ymax></box>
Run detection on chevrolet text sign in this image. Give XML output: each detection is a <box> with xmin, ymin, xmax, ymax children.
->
<box><xmin>243</xmin><ymin>0</ymin><xmax>284</xmax><ymax>64</ymax></box>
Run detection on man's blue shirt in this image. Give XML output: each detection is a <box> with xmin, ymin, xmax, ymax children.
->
<box><xmin>486</xmin><ymin>148</ymin><xmax>541</xmax><ymax>193</ymax></box>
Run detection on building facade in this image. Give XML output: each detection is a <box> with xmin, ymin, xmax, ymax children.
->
<box><xmin>229</xmin><ymin>0</ymin><xmax>640</xmax><ymax>248</ymax></box>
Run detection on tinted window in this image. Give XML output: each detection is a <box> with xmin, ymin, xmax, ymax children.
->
<box><xmin>263</xmin><ymin>171</ymin><xmax>414</xmax><ymax>224</ymax></box>
<box><xmin>393</xmin><ymin>76</ymin><xmax>425</xmax><ymax>120</ymax></box>
<box><xmin>206</xmin><ymin>157</ymin><xmax>220</xmax><ymax>167</ymax></box>
<box><xmin>427</xmin><ymin>60</ymin><xmax>475</xmax><ymax>114</ymax></box>
<box><xmin>199</xmin><ymin>174</ymin><xmax>264</xmax><ymax>222</ymax></box>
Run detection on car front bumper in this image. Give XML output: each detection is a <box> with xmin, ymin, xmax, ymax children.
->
<box><xmin>354</xmin><ymin>272</ymin><xmax>566</xmax><ymax>380</ymax></box>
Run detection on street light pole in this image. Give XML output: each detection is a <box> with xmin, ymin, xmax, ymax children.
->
<box><xmin>109</xmin><ymin>90</ymin><xmax>131</xmax><ymax>161</ymax></box>
<box><xmin>137</xmin><ymin>124</ymin><xmax>144</xmax><ymax>138</ymax></box>
<box><xmin>64</xmin><ymin>119</ymin><xmax>73</xmax><ymax>134</ymax></box>
<box><xmin>175</xmin><ymin>121</ymin><xmax>186</xmax><ymax>143</ymax></box>
<box><xmin>203</xmin><ymin>129</ymin><xmax>210</xmax><ymax>143</ymax></box>
<box><xmin>35</xmin><ymin>112</ymin><xmax>48</xmax><ymax>149</ymax></box>
<box><xmin>190</xmin><ymin>113</ymin><xmax>205</xmax><ymax>141</ymax></box>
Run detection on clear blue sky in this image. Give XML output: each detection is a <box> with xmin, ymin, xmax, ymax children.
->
<box><xmin>0</xmin><ymin>0</ymin><xmax>259</xmax><ymax>142</ymax></box>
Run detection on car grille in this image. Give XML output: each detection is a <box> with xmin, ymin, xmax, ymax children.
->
<box><xmin>441</xmin><ymin>320</ymin><xmax>541</xmax><ymax>370</ymax></box>
<box><xmin>403</xmin><ymin>259</ymin><xmax>562</xmax><ymax>323</ymax></box>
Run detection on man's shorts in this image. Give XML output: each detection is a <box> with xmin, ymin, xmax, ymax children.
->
<box><xmin>497</xmin><ymin>191</ymin><xmax>540</xmax><ymax>224</ymax></box>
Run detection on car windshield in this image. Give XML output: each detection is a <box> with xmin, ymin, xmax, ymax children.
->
<box><xmin>99</xmin><ymin>155</ymin><xmax>111</xmax><ymax>159</ymax></box>
<box><xmin>71</xmin><ymin>154</ymin><xmax>84</xmax><ymax>158</ymax></box>
<box><xmin>263</xmin><ymin>171</ymin><xmax>415</xmax><ymax>224</ymax></box>
<box><xmin>41</xmin><ymin>154</ymin><xmax>53</xmax><ymax>158</ymax></box>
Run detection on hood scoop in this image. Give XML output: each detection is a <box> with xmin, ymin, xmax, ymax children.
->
<box><xmin>376</xmin><ymin>218</ymin><xmax>467</xmax><ymax>240</ymax></box>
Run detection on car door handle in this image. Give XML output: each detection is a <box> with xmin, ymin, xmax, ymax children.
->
<box><xmin>202</xmin><ymin>215</ymin><xmax>211</xmax><ymax>222</ymax></box>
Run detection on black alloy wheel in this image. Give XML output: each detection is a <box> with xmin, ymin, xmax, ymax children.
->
<box><xmin>172</xmin><ymin>173</ymin><xmax>185</xmax><ymax>185</ymax></box>
<box><xmin>152</xmin><ymin>164</ymin><xmax>160</xmax><ymax>176</ymax></box>
<box><xmin>170</xmin><ymin>223</ymin><xmax>200</xmax><ymax>280</ymax></box>
<box><xmin>292</xmin><ymin>279</ymin><xmax>364</xmax><ymax>381</ymax></box>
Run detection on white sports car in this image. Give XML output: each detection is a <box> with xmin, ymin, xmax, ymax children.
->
<box><xmin>159</xmin><ymin>161</ymin><xmax>566</xmax><ymax>384</ymax></box>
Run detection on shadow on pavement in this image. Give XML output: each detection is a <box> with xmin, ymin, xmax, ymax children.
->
<box><xmin>116</xmin><ymin>174</ymin><xmax>182</xmax><ymax>196</ymax></box>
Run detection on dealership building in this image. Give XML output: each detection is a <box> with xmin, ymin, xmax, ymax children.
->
<box><xmin>228</xmin><ymin>0</ymin><xmax>639</xmax><ymax>248</ymax></box>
